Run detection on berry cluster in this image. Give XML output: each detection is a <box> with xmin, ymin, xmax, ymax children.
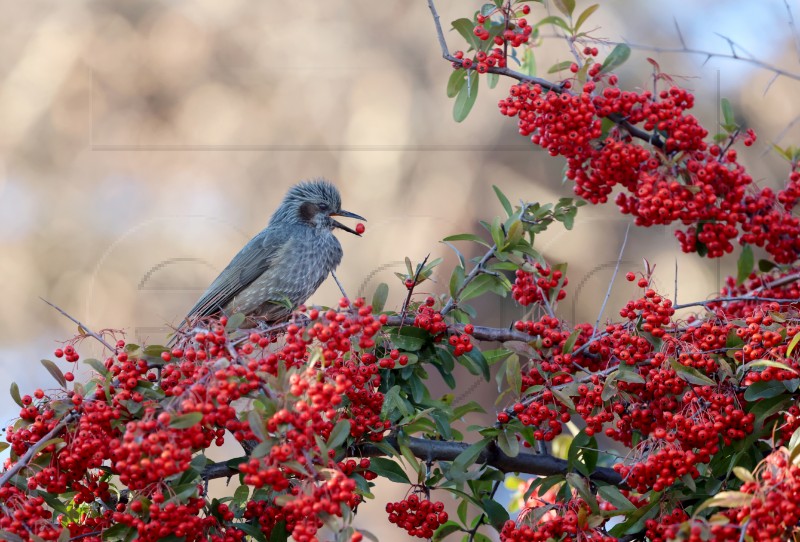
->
<box><xmin>386</xmin><ymin>495</ymin><xmax>448</xmax><ymax>539</ymax></box>
<box><xmin>511</xmin><ymin>263</ymin><xmax>567</xmax><ymax>306</ymax></box>
<box><xmin>413</xmin><ymin>298</ymin><xmax>448</xmax><ymax>336</ymax></box>
<box><xmin>500</xmin><ymin>499</ymin><xmax>614</xmax><ymax>542</ymax></box>
<box><xmin>1</xmin><ymin>298</ymin><xmax>388</xmax><ymax>542</ymax></box>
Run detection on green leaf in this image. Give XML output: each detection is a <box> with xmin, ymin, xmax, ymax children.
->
<box><xmin>41</xmin><ymin>359</ymin><xmax>67</xmax><ymax>388</ymax></box>
<box><xmin>39</xmin><ymin>491</ymin><xmax>69</xmax><ymax>515</ymax></box>
<box><xmin>0</xmin><ymin>531</ymin><xmax>25</xmax><ymax>542</ymax></box>
<box><xmin>551</xmin><ymin>388</ymin><xmax>575</xmax><ymax>410</ymax></box>
<box><xmin>596</xmin><ymin>484</ymin><xmax>636</xmax><ymax>511</ymax></box>
<box><xmin>247</xmin><ymin>410</ymin><xmax>268</xmax><ymax>443</ymax></box>
<box><xmin>738</xmin><ymin>358</ymin><xmax>798</xmax><ymax>376</ymax></box>
<box><xmin>451</xmin><ymin>18</ymin><xmax>479</xmax><ymax>50</ymax></box>
<box><xmin>505</xmin><ymin>354</ymin><xmax>522</xmax><ymax>395</ymax></box>
<box><xmin>567</xmin><ymin>431</ymin><xmax>598</xmax><ymax>477</ymax></box>
<box><xmin>720</xmin><ymin>98</ymin><xmax>735</xmax><ymax>127</ymax></box>
<box><xmin>225</xmin><ymin>312</ymin><xmax>246</xmax><ymax>332</ymax></box>
<box><xmin>433</xmin><ymin>521</ymin><xmax>463</xmax><ymax>541</ymax></box>
<box><xmin>326</xmin><ymin>419</ymin><xmax>351</xmax><ymax>450</ymax></box>
<box><xmin>232</xmin><ymin>484</ymin><xmax>250</xmax><ymax>510</ymax></box>
<box><xmin>447</xmin><ymin>68</ymin><xmax>467</xmax><ymax>98</ymax></box>
<box><xmin>459</xmin><ymin>274</ymin><xmax>496</xmax><ymax>302</ymax></box>
<box><xmin>547</xmin><ymin>60</ymin><xmax>574</xmax><ymax>74</ymax></box>
<box><xmin>736</xmin><ymin>245</ymin><xmax>754</xmax><ymax>285</ymax></box>
<box><xmin>600</xmin><ymin>43</ymin><xmax>631</xmax><ymax>74</ymax></box>
<box><xmin>450</xmin><ymin>265</ymin><xmax>466</xmax><ymax>298</ymax></box>
<box><xmin>486</xmin><ymin>72</ymin><xmax>499</xmax><ymax>89</ymax></box>
<box><xmin>759</xmin><ymin>258</ymin><xmax>778</xmax><ymax>272</ymax></box>
<box><xmin>389</xmin><ymin>326</ymin><xmax>430</xmax><ymax>351</ymax></box>
<box><xmin>787</xmin><ymin>333</ymin><xmax>800</xmax><ymax>358</ymax></box>
<box><xmin>670</xmin><ymin>358</ymin><xmax>715</xmax><ymax>386</ymax></box>
<box><xmin>565</xmin><ymin>473</ymin><xmax>598</xmax><ymax>513</ymax></box>
<box><xmin>493</xmin><ymin>185</ymin><xmax>513</xmax><ymax>217</ymax></box>
<box><xmin>732</xmin><ymin>466</ymin><xmax>756</xmax><ymax>484</ymax></box>
<box><xmin>562</xmin><ymin>329</ymin><xmax>580</xmax><ymax>354</ymax></box>
<box><xmin>536</xmin><ymin>15</ymin><xmax>571</xmax><ymax>33</ymax></box>
<box><xmin>496</xmin><ymin>426</ymin><xmax>520</xmax><ymax>457</ymax></box>
<box><xmin>460</xmin><ymin>348</ymin><xmax>490</xmax><ymax>380</ymax></box>
<box><xmin>574</xmin><ymin>4</ymin><xmax>599</xmax><ymax>32</ymax></box>
<box><xmin>694</xmin><ymin>491</ymin><xmax>753</xmax><ymax>514</ymax></box>
<box><xmin>267</xmin><ymin>520</ymin><xmax>288</xmax><ymax>542</ymax></box>
<box><xmin>442</xmin><ymin>233</ymin><xmax>490</xmax><ymax>245</ymax></box>
<box><xmin>371</xmin><ymin>283</ymin><xmax>389</xmax><ymax>313</ymax></box>
<box><xmin>521</xmin><ymin>48</ymin><xmax>537</xmax><ymax>76</ymax></box>
<box><xmin>552</xmin><ymin>0</ymin><xmax>575</xmax><ymax>18</ymax></box>
<box><xmin>10</xmin><ymin>382</ymin><xmax>23</xmax><ymax>408</ymax></box>
<box><xmin>169</xmin><ymin>412</ymin><xmax>203</xmax><ymax>429</ymax></box>
<box><xmin>743</xmin><ymin>380</ymin><xmax>787</xmax><ymax>401</ymax></box>
<box><xmin>102</xmin><ymin>523</ymin><xmax>137</xmax><ymax>542</ymax></box>
<box><xmin>84</xmin><ymin>358</ymin><xmax>109</xmax><ymax>375</ymax></box>
<box><xmin>452</xmin><ymin>438</ymin><xmax>491</xmax><ymax>471</ymax></box>
<box><xmin>452</xmin><ymin>401</ymin><xmax>486</xmax><ymax>419</ymax></box>
<box><xmin>482</xmin><ymin>348</ymin><xmax>512</xmax><ymax>366</ymax></box>
<box><xmin>480</xmin><ymin>498</ymin><xmax>510</xmax><ymax>530</ymax></box>
<box><xmin>453</xmin><ymin>70</ymin><xmax>479</xmax><ymax>123</ymax></box>
<box><xmin>609</xmin><ymin>498</ymin><xmax>659</xmax><ymax>536</ymax></box>
<box><xmin>367</xmin><ymin>457</ymin><xmax>411</xmax><ymax>484</ymax></box>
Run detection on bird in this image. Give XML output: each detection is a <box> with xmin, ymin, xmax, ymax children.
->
<box><xmin>173</xmin><ymin>179</ymin><xmax>364</xmax><ymax>340</ymax></box>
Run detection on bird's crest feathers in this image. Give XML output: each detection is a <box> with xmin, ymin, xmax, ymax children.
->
<box><xmin>270</xmin><ymin>178</ymin><xmax>342</xmax><ymax>226</ymax></box>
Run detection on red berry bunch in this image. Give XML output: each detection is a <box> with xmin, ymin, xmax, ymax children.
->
<box><xmin>500</xmin><ymin>498</ymin><xmax>614</xmax><ymax>542</ymax></box>
<box><xmin>0</xmin><ymin>488</ymin><xmax>58</xmax><ymax>540</ymax></box>
<box><xmin>662</xmin><ymin>448</ymin><xmax>800</xmax><ymax>541</ymax></box>
<box><xmin>386</xmin><ymin>494</ymin><xmax>448</xmax><ymax>539</ymax></box>
<box><xmin>454</xmin><ymin>48</ymin><xmax>507</xmax><ymax>73</ymax></box>
<box><xmin>54</xmin><ymin>344</ymin><xmax>80</xmax><ymax>362</ymax></box>
<box><xmin>414</xmin><ymin>297</ymin><xmax>448</xmax><ymax>336</ymax></box>
<box><xmin>447</xmin><ymin>332</ymin><xmax>473</xmax><ymax>356</ymax></box>
<box><xmin>511</xmin><ymin>262</ymin><xmax>567</xmax><ymax>306</ymax></box>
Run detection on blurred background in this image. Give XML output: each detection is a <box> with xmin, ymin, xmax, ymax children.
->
<box><xmin>1</xmin><ymin>0</ymin><xmax>799</xmax><ymax>536</ymax></box>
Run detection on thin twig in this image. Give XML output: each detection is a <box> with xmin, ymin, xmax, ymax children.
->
<box><xmin>40</xmin><ymin>298</ymin><xmax>116</xmax><ymax>352</ymax></box>
<box><xmin>399</xmin><ymin>254</ymin><xmax>431</xmax><ymax>329</ymax></box>
<box><xmin>441</xmin><ymin>244</ymin><xmax>497</xmax><ymax>316</ymax></box>
<box><xmin>785</xmin><ymin>0</ymin><xmax>800</xmax><ymax>63</ymax></box>
<box><xmin>751</xmin><ymin>271</ymin><xmax>800</xmax><ymax>292</ymax></box>
<box><xmin>330</xmin><ymin>270</ymin><xmax>349</xmax><ymax>300</ymax></box>
<box><xmin>592</xmin><ymin>224</ymin><xmax>630</xmax><ymax>341</ymax></box>
<box><xmin>674</xmin><ymin>259</ymin><xmax>679</xmax><ymax>307</ymax></box>
<box><xmin>426</xmin><ymin>0</ymin><xmax>451</xmax><ymax>58</ymax></box>
<box><xmin>615</xmin><ymin>36</ymin><xmax>800</xmax><ymax>84</ymax></box>
<box><xmin>673</xmin><ymin>295</ymin><xmax>799</xmax><ymax>310</ymax></box>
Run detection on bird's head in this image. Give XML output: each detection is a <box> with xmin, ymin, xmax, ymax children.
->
<box><xmin>273</xmin><ymin>179</ymin><xmax>365</xmax><ymax>235</ymax></box>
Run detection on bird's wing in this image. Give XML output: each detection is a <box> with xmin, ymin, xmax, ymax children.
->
<box><xmin>184</xmin><ymin>228</ymin><xmax>287</xmax><ymax>319</ymax></box>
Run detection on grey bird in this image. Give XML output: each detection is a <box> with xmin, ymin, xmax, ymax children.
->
<box><xmin>175</xmin><ymin>179</ymin><xmax>364</xmax><ymax>336</ymax></box>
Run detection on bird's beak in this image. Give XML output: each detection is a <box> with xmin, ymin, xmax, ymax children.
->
<box><xmin>330</xmin><ymin>210</ymin><xmax>366</xmax><ymax>236</ymax></box>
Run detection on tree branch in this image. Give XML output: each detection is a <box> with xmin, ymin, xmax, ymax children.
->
<box><xmin>200</xmin><ymin>435</ymin><xmax>624</xmax><ymax>487</ymax></box>
<box><xmin>384</xmin><ymin>315</ymin><xmax>532</xmax><ymax>343</ymax></box>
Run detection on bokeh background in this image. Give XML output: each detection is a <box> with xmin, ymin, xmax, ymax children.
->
<box><xmin>1</xmin><ymin>0</ymin><xmax>799</xmax><ymax>537</ymax></box>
